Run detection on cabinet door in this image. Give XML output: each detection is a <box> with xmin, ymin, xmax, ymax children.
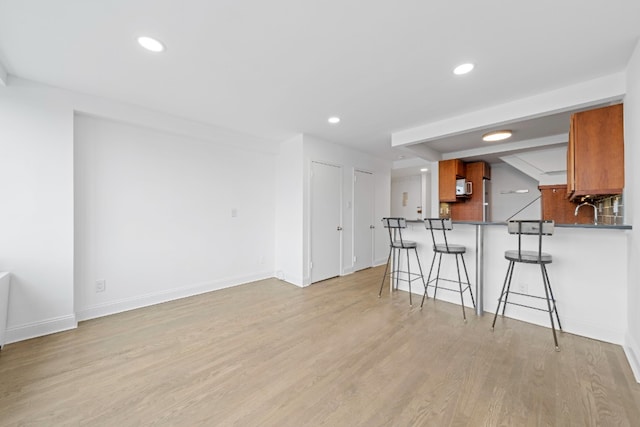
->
<box><xmin>438</xmin><ymin>159</ymin><xmax>464</xmax><ymax>202</ymax></box>
<box><xmin>571</xmin><ymin>104</ymin><xmax>624</xmax><ymax>199</ymax></box>
<box><xmin>566</xmin><ymin>115</ymin><xmax>576</xmax><ymax>197</ymax></box>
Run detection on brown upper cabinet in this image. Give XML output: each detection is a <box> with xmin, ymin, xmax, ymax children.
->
<box><xmin>438</xmin><ymin>159</ymin><xmax>465</xmax><ymax>202</ymax></box>
<box><xmin>567</xmin><ymin>104</ymin><xmax>624</xmax><ymax>200</ymax></box>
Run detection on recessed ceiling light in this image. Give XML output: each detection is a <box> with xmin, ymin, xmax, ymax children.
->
<box><xmin>453</xmin><ymin>63</ymin><xmax>474</xmax><ymax>75</ymax></box>
<box><xmin>482</xmin><ymin>130</ymin><xmax>512</xmax><ymax>142</ymax></box>
<box><xmin>137</xmin><ymin>36</ymin><xmax>165</xmax><ymax>53</ymax></box>
<box><xmin>420</xmin><ymin>168</ymin><xmax>429</xmax><ymax>172</ymax></box>
<box><xmin>328</xmin><ymin>116</ymin><xmax>340</xmax><ymax>124</ymax></box>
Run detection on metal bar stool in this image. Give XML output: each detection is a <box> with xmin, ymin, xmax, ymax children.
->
<box><xmin>420</xmin><ymin>218</ymin><xmax>475</xmax><ymax>321</ymax></box>
<box><xmin>491</xmin><ymin>220</ymin><xmax>562</xmax><ymax>350</ymax></box>
<box><xmin>378</xmin><ymin>218</ymin><xmax>426</xmax><ymax>306</ymax></box>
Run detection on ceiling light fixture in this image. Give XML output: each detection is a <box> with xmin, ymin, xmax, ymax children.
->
<box><xmin>137</xmin><ymin>36</ymin><xmax>165</xmax><ymax>53</ymax></box>
<box><xmin>328</xmin><ymin>116</ymin><xmax>340</xmax><ymax>124</ymax></box>
<box><xmin>482</xmin><ymin>130</ymin><xmax>512</xmax><ymax>142</ymax></box>
<box><xmin>420</xmin><ymin>168</ymin><xmax>429</xmax><ymax>172</ymax></box>
<box><xmin>453</xmin><ymin>63</ymin><xmax>474</xmax><ymax>75</ymax></box>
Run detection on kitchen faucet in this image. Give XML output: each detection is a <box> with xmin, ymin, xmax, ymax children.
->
<box><xmin>575</xmin><ymin>202</ymin><xmax>598</xmax><ymax>225</ymax></box>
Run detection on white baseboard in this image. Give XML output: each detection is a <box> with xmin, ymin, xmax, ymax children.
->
<box><xmin>624</xmin><ymin>333</ymin><xmax>640</xmax><ymax>383</ymax></box>
<box><xmin>5</xmin><ymin>314</ymin><xmax>77</xmax><ymax>345</ymax></box>
<box><xmin>374</xmin><ymin>257</ymin><xmax>388</xmax><ymax>267</ymax></box>
<box><xmin>76</xmin><ymin>271</ymin><xmax>274</xmax><ymax>322</ymax></box>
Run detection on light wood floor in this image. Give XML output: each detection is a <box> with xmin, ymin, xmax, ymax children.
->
<box><xmin>1</xmin><ymin>266</ymin><xmax>639</xmax><ymax>426</ymax></box>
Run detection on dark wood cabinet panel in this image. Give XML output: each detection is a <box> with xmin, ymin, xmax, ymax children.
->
<box><xmin>438</xmin><ymin>159</ymin><xmax>465</xmax><ymax>202</ymax></box>
<box><xmin>450</xmin><ymin>161</ymin><xmax>490</xmax><ymax>221</ymax></box>
<box><xmin>567</xmin><ymin>104</ymin><xmax>624</xmax><ymax>200</ymax></box>
<box><xmin>540</xmin><ymin>185</ymin><xmax>592</xmax><ymax>224</ymax></box>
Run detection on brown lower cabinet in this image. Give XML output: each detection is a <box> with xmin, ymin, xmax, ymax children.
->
<box><xmin>539</xmin><ymin>185</ymin><xmax>593</xmax><ymax>224</ymax></box>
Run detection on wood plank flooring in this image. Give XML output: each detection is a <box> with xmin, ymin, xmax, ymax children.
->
<box><xmin>1</xmin><ymin>266</ymin><xmax>639</xmax><ymax>426</ymax></box>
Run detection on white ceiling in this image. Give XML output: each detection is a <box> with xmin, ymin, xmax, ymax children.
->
<box><xmin>1</xmin><ymin>0</ymin><xmax>639</xmax><ymax>161</ymax></box>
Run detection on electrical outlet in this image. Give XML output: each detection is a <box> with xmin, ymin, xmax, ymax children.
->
<box><xmin>518</xmin><ymin>282</ymin><xmax>528</xmax><ymax>294</ymax></box>
<box><xmin>259</xmin><ymin>255</ymin><xmax>265</xmax><ymax>265</ymax></box>
<box><xmin>95</xmin><ymin>279</ymin><xmax>106</xmax><ymax>293</ymax></box>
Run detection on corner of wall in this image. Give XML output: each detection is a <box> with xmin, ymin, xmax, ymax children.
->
<box><xmin>624</xmin><ymin>333</ymin><xmax>640</xmax><ymax>383</ymax></box>
<box><xmin>0</xmin><ymin>60</ymin><xmax>8</xmax><ymax>86</ymax></box>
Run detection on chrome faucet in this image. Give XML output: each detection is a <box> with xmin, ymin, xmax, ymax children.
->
<box><xmin>575</xmin><ymin>202</ymin><xmax>598</xmax><ymax>225</ymax></box>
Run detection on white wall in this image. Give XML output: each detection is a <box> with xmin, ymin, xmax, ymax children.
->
<box><xmin>0</xmin><ymin>80</ymin><xmax>76</xmax><ymax>342</ymax></box>
<box><xmin>0</xmin><ymin>77</ymin><xmax>280</xmax><ymax>342</ymax></box>
<box><xmin>490</xmin><ymin>163</ymin><xmax>542</xmax><ymax>222</ymax></box>
<box><xmin>275</xmin><ymin>135</ymin><xmax>304</xmax><ymax>285</ymax></box>
<box><xmin>391</xmin><ymin>175</ymin><xmax>422</xmax><ymax>220</ymax></box>
<box><xmin>624</xmin><ymin>39</ymin><xmax>640</xmax><ymax>381</ymax></box>
<box><xmin>303</xmin><ymin>135</ymin><xmax>391</xmax><ymax>283</ymax></box>
<box><xmin>74</xmin><ymin>115</ymin><xmax>276</xmax><ymax>320</ymax></box>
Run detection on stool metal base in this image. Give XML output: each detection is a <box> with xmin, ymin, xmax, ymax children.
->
<box><xmin>491</xmin><ymin>260</ymin><xmax>562</xmax><ymax>350</ymax></box>
<box><xmin>420</xmin><ymin>251</ymin><xmax>476</xmax><ymax>321</ymax></box>
<box><xmin>378</xmin><ymin>246</ymin><xmax>426</xmax><ymax>306</ymax></box>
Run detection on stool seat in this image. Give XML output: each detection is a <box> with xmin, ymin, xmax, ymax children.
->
<box><xmin>434</xmin><ymin>243</ymin><xmax>466</xmax><ymax>254</ymax></box>
<box><xmin>392</xmin><ymin>240</ymin><xmax>417</xmax><ymax>248</ymax></box>
<box><xmin>505</xmin><ymin>250</ymin><xmax>552</xmax><ymax>263</ymax></box>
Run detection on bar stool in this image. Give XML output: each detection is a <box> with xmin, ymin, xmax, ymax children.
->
<box><xmin>491</xmin><ymin>220</ymin><xmax>562</xmax><ymax>350</ymax></box>
<box><xmin>378</xmin><ymin>218</ymin><xmax>426</xmax><ymax>306</ymax></box>
<box><xmin>420</xmin><ymin>218</ymin><xmax>475</xmax><ymax>321</ymax></box>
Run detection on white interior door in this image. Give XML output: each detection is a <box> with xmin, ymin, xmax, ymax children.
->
<box><xmin>353</xmin><ymin>170</ymin><xmax>374</xmax><ymax>272</ymax></box>
<box><xmin>311</xmin><ymin>161</ymin><xmax>342</xmax><ymax>283</ymax></box>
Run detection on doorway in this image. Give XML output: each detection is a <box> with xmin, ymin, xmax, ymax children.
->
<box><xmin>310</xmin><ymin>161</ymin><xmax>342</xmax><ymax>283</ymax></box>
<box><xmin>353</xmin><ymin>170</ymin><xmax>374</xmax><ymax>272</ymax></box>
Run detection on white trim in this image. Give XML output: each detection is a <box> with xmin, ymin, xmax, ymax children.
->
<box><xmin>625</xmin><ymin>332</ymin><xmax>640</xmax><ymax>383</ymax></box>
<box><xmin>5</xmin><ymin>314</ymin><xmax>77</xmax><ymax>345</ymax></box>
<box><xmin>76</xmin><ymin>271</ymin><xmax>273</xmax><ymax>321</ymax></box>
<box><xmin>374</xmin><ymin>257</ymin><xmax>389</xmax><ymax>267</ymax></box>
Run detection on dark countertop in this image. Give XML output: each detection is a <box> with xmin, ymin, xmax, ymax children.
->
<box><xmin>405</xmin><ymin>219</ymin><xmax>631</xmax><ymax>230</ymax></box>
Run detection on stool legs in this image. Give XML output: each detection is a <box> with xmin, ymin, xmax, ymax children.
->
<box><xmin>541</xmin><ymin>264</ymin><xmax>560</xmax><ymax>351</ymax></box>
<box><xmin>492</xmin><ymin>260</ymin><xmax>514</xmax><ymax>329</ymax></box>
<box><xmin>455</xmin><ymin>254</ymin><xmax>475</xmax><ymax>322</ymax></box>
<box><xmin>378</xmin><ymin>246</ymin><xmax>425</xmax><ymax>306</ymax></box>
<box><xmin>407</xmin><ymin>247</ymin><xmax>426</xmax><ymax>306</ymax></box>
<box><xmin>420</xmin><ymin>252</ymin><xmax>438</xmax><ymax>308</ymax></box>
<box><xmin>378</xmin><ymin>247</ymin><xmax>393</xmax><ymax>297</ymax></box>
<box><xmin>455</xmin><ymin>254</ymin><xmax>466</xmax><ymax>321</ymax></box>
<box><xmin>492</xmin><ymin>261</ymin><xmax>562</xmax><ymax>350</ymax></box>
<box><xmin>543</xmin><ymin>265</ymin><xmax>562</xmax><ymax>331</ymax></box>
<box><xmin>460</xmin><ymin>254</ymin><xmax>476</xmax><ymax>308</ymax></box>
<box><xmin>421</xmin><ymin>251</ymin><xmax>475</xmax><ymax>321</ymax></box>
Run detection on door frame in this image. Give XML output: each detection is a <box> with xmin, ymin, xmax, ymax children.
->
<box><xmin>306</xmin><ymin>160</ymin><xmax>343</xmax><ymax>286</ymax></box>
<box><xmin>352</xmin><ymin>168</ymin><xmax>375</xmax><ymax>272</ymax></box>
